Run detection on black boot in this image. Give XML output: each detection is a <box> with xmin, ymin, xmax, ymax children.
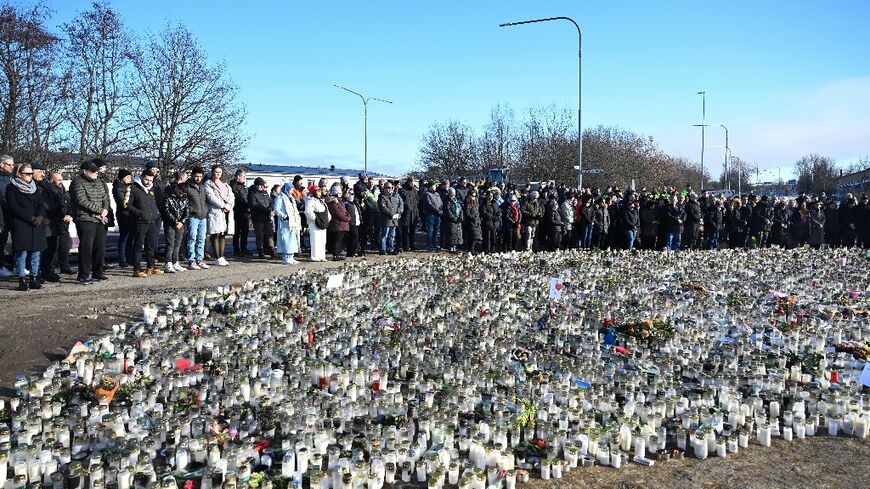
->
<box><xmin>18</xmin><ymin>278</ymin><xmax>29</xmax><ymax>291</ymax></box>
<box><xmin>29</xmin><ymin>277</ymin><xmax>42</xmax><ymax>290</ymax></box>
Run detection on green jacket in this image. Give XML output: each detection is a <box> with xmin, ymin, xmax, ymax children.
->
<box><xmin>70</xmin><ymin>172</ymin><xmax>110</xmax><ymax>223</ymax></box>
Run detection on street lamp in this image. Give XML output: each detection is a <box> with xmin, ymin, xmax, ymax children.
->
<box><xmin>719</xmin><ymin>124</ymin><xmax>729</xmax><ymax>192</ymax></box>
<box><xmin>334</xmin><ymin>84</ymin><xmax>393</xmax><ymax>174</ymax></box>
<box><xmin>695</xmin><ymin>91</ymin><xmax>706</xmax><ymax>191</ymax></box>
<box><xmin>499</xmin><ymin>16</ymin><xmax>583</xmax><ymax>189</ymax></box>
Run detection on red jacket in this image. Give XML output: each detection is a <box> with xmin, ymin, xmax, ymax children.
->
<box><xmin>326</xmin><ymin>198</ymin><xmax>350</xmax><ymax>232</ymax></box>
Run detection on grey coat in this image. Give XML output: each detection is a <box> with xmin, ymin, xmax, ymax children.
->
<box><xmin>378</xmin><ymin>192</ymin><xmax>403</xmax><ymax>227</ymax></box>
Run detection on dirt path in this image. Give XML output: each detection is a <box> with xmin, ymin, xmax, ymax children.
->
<box><xmin>0</xmin><ymin>253</ymin><xmax>401</xmax><ymax>391</ymax></box>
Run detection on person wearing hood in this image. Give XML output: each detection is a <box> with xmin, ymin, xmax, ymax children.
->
<box><xmin>248</xmin><ymin>177</ymin><xmax>274</xmax><ymax>259</ymax></box>
<box><xmin>304</xmin><ymin>184</ymin><xmax>330</xmax><ymax>262</ymax></box>
<box><xmin>326</xmin><ymin>184</ymin><xmax>350</xmax><ymax>260</ymax></box>
<box><xmin>113</xmin><ymin>169</ymin><xmax>134</xmax><ymax>267</ymax></box>
<box><xmin>398</xmin><ymin>177</ymin><xmax>419</xmax><ymax>251</ymax></box>
<box><xmin>444</xmin><ymin>187</ymin><xmax>463</xmax><ymax>253</ymax></box>
<box><xmin>273</xmin><ymin>183</ymin><xmax>302</xmax><ymax>264</ymax></box>
<box><xmin>70</xmin><ymin>159</ymin><xmax>111</xmax><ymax>285</ymax></box>
<box><xmin>377</xmin><ymin>181</ymin><xmax>403</xmax><ymax>255</ymax></box>
<box><xmin>161</xmin><ymin>182</ymin><xmax>190</xmax><ymax>273</ymax></box>
<box><xmin>6</xmin><ymin>163</ymin><xmax>46</xmax><ymax>291</ymax></box>
<box><xmin>124</xmin><ymin>171</ymin><xmax>164</xmax><ymax>278</ymax></box>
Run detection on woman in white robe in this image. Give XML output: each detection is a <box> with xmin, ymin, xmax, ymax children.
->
<box><xmin>304</xmin><ymin>185</ymin><xmax>330</xmax><ymax>262</ymax></box>
<box><xmin>273</xmin><ymin>183</ymin><xmax>301</xmax><ymax>264</ymax></box>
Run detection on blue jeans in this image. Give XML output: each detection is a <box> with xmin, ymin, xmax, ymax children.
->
<box><xmin>187</xmin><ymin>217</ymin><xmax>207</xmax><ymax>262</ymax></box>
<box><xmin>380</xmin><ymin>226</ymin><xmax>396</xmax><ymax>252</ymax></box>
<box><xmin>426</xmin><ymin>214</ymin><xmax>441</xmax><ymax>250</ymax></box>
<box><xmin>707</xmin><ymin>229</ymin><xmax>720</xmax><ymax>250</ymax></box>
<box><xmin>666</xmin><ymin>232</ymin><xmax>681</xmax><ymax>251</ymax></box>
<box><xmin>15</xmin><ymin>250</ymin><xmax>40</xmax><ymax>278</ymax></box>
<box><xmin>581</xmin><ymin>224</ymin><xmax>593</xmax><ymax>249</ymax></box>
<box><xmin>624</xmin><ymin>230</ymin><xmax>637</xmax><ymax>250</ymax></box>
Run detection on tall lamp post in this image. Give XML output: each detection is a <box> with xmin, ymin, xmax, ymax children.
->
<box><xmin>334</xmin><ymin>84</ymin><xmax>393</xmax><ymax>174</ymax></box>
<box><xmin>694</xmin><ymin>91</ymin><xmax>707</xmax><ymax>191</ymax></box>
<box><xmin>499</xmin><ymin>16</ymin><xmax>583</xmax><ymax>189</ymax></box>
<box><xmin>720</xmin><ymin>124</ymin><xmax>729</xmax><ymax>192</ymax></box>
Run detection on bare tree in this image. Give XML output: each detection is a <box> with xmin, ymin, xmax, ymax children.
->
<box><xmin>515</xmin><ymin>105</ymin><xmax>576</xmax><ymax>184</ymax></box>
<box><xmin>131</xmin><ymin>22</ymin><xmax>247</xmax><ymax>175</ymax></box>
<box><xmin>417</xmin><ymin>119</ymin><xmax>479</xmax><ymax>178</ymax></box>
<box><xmin>718</xmin><ymin>155</ymin><xmax>753</xmax><ymax>191</ymax></box>
<box><xmin>0</xmin><ymin>3</ymin><xmax>58</xmax><ymax>156</ymax></box>
<box><xmin>794</xmin><ymin>153</ymin><xmax>837</xmax><ymax>194</ymax></box>
<box><xmin>478</xmin><ymin>104</ymin><xmax>516</xmax><ymax>170</ymax></box>
<box><xmin>63</xmin><ymin>0</ymin><xmax>137</xmax><ymax>162</ymax></box>
<box><xmin>843</xmin><ymin>156</ymin><xmax>869</xmax><ymax>175</ymax></box>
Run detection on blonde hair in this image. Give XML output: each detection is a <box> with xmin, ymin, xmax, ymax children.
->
<box><xmin>14</xmin><ymin>163</ymin><xmax>32</xmax><ymax>177</ymax></box>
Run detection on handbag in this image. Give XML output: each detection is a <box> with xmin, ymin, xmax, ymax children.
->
<box><xmin>314</xmin><ymin>210</ymin><xmax>329</xmax><ymax>230</ymax></box>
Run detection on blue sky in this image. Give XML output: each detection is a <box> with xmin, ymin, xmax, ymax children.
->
<box><xmin>42</xmin><ymin>0</ymin><xmax>870</xmax><ymax>179</ymax></box>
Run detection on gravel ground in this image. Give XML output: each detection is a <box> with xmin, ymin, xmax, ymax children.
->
<box><xmin>0</xmin><ymin>251</ymin><xmax>867</xmax><ymax>488</ymax></box>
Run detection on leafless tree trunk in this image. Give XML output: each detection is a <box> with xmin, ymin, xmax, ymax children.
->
<box><xmin>131</xmin><ymin>21</ymin><xmax>247</xmax><ymax>176</ymax></box>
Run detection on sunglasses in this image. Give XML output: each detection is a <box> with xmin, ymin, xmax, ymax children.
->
<box><xmin>21</xmin><ymin>172</ymin><xmax>34</xmax><ymax>176</ymax></box>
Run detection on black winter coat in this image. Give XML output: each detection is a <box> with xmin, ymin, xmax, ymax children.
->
<box><xmin>398</xmin><ymin>185</ymin><xmax>419</xmax><ymax>224</ymax></box>
<box><xmin>113</xmin><ymin>180</ymin><xmax>132</xmax><ymax>222</ymax></box>
<box><xmin>705</xmin><ymin>206</ymin><xmax>725</xmax><ymax>231</ymax></box>
<box><xmin>665</xmin><ymin>205</ymin><xmax>686</xmax><ymax>233</ymax></box>
<box><xmin>684</xmin><ymin>201</ymin><xmax>703</xmax><ymax>226</ymax></box>
<box><xmin>544</xmin><ymin>199</ymin><xmax>563</xmax><ymax>231</ymax></box>
<box><xmin>230</xmin><ymin>180</ymin><xmax>249</xmax><ymax>212</ymax></box>
<box><xmin>38</xmin><ymin>179</ymin><xmax>64</xmax><ymax>237</ymax></box>
<box><xmin>248</xmin><ymin>187</ymin><xmax>273</xmax><ymax>223</ymax></box>
<box><xmin>124</xmin><ymin>182</ymin><xmax>160</xmax><ymax>224</ymax></box>
<box><xmin>621</xmin><ymin>205</ymin><xmax>640</xmax><ymax>232</ymax></box>
<box><xmin>6</xmin><ymin>182</ymin><xmax>47</xmax><ymax>252</ymax></box>
<box><xmin>640</xmin><ymin>202</ymin><xmax>658</xmax><ymax>236</ymax></box>
<box><xmin>463</xmin><ymin>205</ymin><xmax>482</xmax><ymax>242</ymax></box>
<box><xmin>479</xmin><ymin>201</ymin><xmax>501</xmax><ymax>230</ymax></box>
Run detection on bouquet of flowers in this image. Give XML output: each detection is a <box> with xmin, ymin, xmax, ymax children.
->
<box><xmin>604</xmin><ymin>318</ymin><xmax>676</xmax><ymax>345</ymax></box>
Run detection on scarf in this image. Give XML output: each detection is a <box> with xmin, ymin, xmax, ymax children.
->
<box><xmin>11</xmin><ymin>177</ymin><xmax>37</xmax><ymax>195</ymax></box>
<box><xmin>280</xmin><ymin>193</ymin><xmax>301</xmax><ymax>230</ymax></box>
<box><xmin>211</xmin><ymin>178</ymin><xmax>230</xmax><ymax>199</ymax></box>
<box><xmin>134</xmin><ymin>176</ymin><xmax>153</xmax><ymax>193</ymax></box>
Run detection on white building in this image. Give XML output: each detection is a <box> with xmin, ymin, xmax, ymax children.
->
<box><xmin>240</xmin><ymin>164</ymin><xmax>397</xmax><ymax>190</ymax></box>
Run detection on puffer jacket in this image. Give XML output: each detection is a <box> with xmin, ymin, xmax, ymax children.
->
<box><xmin>70</xmin><ymin>172</ymin><xmax>110</xmax><ymax>223</ymax></box>
<box><xmin>326</xmin><ymin>196</ymin><xmax>350</xmax><ymax>232</ymax></box>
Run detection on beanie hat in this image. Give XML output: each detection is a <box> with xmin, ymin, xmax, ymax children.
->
<box><xmin>254</xmin><ymin>177</ymin><xmax>266</xmax><ymax>186</ymax></box>
<box><xmin>118</xmin><ymin>169</ymin><xmax>132</xmax><ymax>180</ymax></box>
<box><xmin>330</xmin><ymin>185</ymin><xmax>342</xmax><ymax>196</ymax></box>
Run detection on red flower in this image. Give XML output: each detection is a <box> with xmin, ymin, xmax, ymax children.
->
<box><xmin>535</xmin><ymin>439</ymin><xmax>547</xmax><ymax>448</ymax></box>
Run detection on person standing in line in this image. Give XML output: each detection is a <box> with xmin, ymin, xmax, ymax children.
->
<box><xmin>808</xmin><ymin>199</ymin><xmax>826</xmax><ymax>249</ymax></box>
<box><xmin>124</xmin><ymin>171</ymin><xmax>164</xmax><ymax>278</ymax></box>
<box><xmin>304</xmin><ymin>185</ymin><xmax>330</xmax><ymax>262</ymax></box>
<box><xmin>326</xmin><ymin>185</ymin><xmax>350</xmax><ymax>261</ymax></box>
<box><xmin>501</xmin><ymin>194</ymin><xmax>521</xmax><ymax>252</ymax></box>
<box><xmin>344</xmin><ymin>188</ymin><xmax>363</xmax><ymax>257</ymax></box>
<box><xmin>398</xmin><ymin>176</ymin><xmax>419</xmax><ymax>251</ymax></box>
<box><xmin>204</xmin><ymin>165</ymin><xmax>234</xmax><ymax>266</ymax></box>
<box><xmin>377</xmin><ymin>182</ymin><xmax>402</xmax><ymax>255</ymax></box>
<box><xmin>247</xmin><ymin>177</ymin><xmax>274</xmax><ymax>259</ymax></box>
<box><xmin>185</xmin><ymin>167</ymin><xmax>210</xmax><ymax>270</ymax></box>
<box><xmin>70</xmin><ymin>160</ymin><xmax>110</xmax><ymax>285</ymax></box>
<box><xmin>95</xmin><ymin>160</ymin><xmax>115</xmax><ymax>271</ymax></box>
<box><xmin>521</xmin><ymin>191</ymin><xmax>543</xmax><ymax>252</ymax></box>
<box><xmin>6</xmin><ymin>163</ymin><xmax>46</xmax><ymax>291</ymax></box>
<box><xmin>479</xmin><ymin>190</ymin><xmax>501</xmax><ymax>253</ymax></box>
<box><xmin>48</xmin><ymin>172</ymin><xmax>74</xmax><ymax>275</ymax></box>
<box><xmin>463</xmin><ymin>192</ymin><xmax>482</xmax><ymax>253</ymax></box>
<box><xmin>559</xmin><ymin>190</ymin><xmax>575</xmax><ymax>250</ymax></box>
<box><xmin>274</xmin><ymin>182</ymin><xmax>301</xmax><ymax>264</ymax></box>
<box><xmin>113</xmin><ymin>169</ymin><xmax>134</xmax><ymax>268</ymax></box>
<box><xmin>444</xmin><ymin>187</ymin><xmax>464</xmax><ymax>253</ymax></box>
<box><xmin>33</xmin><ymin>163</ymin><xmax>61</xmax><ymax>283</ymax></box>
<box><xmin>0</xmin><ymin>155</ymin><xmax>14</xmax><ymax>277</ymax></box>
<box><xmin>161</xmin><ymin>182</ymin><xmax>190</xmax><ymax>273</ymax></box>
<box><xmin>664</xmin><ymin>196</ymin><xmax>686</xmax><ymax>252</ymax></box>
<box><xmin>143</xmin><ymin>161</ymin><xmax>164</xmax><ymax>259</ymax></box>
<box><xmin>423</xmin><ymin>181</ymin><xmax>443</xmax><ymax>251</ymax></box>
<box><xmin>230</xmin><ymin>169</ymin><xmax>251</xmax><ymax>256</ymax></box>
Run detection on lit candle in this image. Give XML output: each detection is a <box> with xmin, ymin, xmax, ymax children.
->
<box><xmin>757</xmin><ymin>424</ymin><xmax>771</xmax><ymax>447</ymax></box>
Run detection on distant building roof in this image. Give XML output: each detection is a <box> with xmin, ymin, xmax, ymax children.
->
<box><xmin>242</xmin><ymin>163</ymin><xmax>394</xmax><ymax>179</ymax></box>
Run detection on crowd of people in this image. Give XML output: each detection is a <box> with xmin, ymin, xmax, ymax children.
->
<box><xmin>1</xmin><ymin>154</ymin><xmax>869</xmax><ymax>292</ymax></box>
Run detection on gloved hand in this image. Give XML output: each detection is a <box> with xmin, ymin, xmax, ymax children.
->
<box><xmin>31</xmin><ymin>215</ymin><xmax>44</xmax><ymax>227</ymax></box>
<box><xmin>392</xmin><ymin>213</ymin><xmax>399</xmax><ymax>220</ymax></box>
